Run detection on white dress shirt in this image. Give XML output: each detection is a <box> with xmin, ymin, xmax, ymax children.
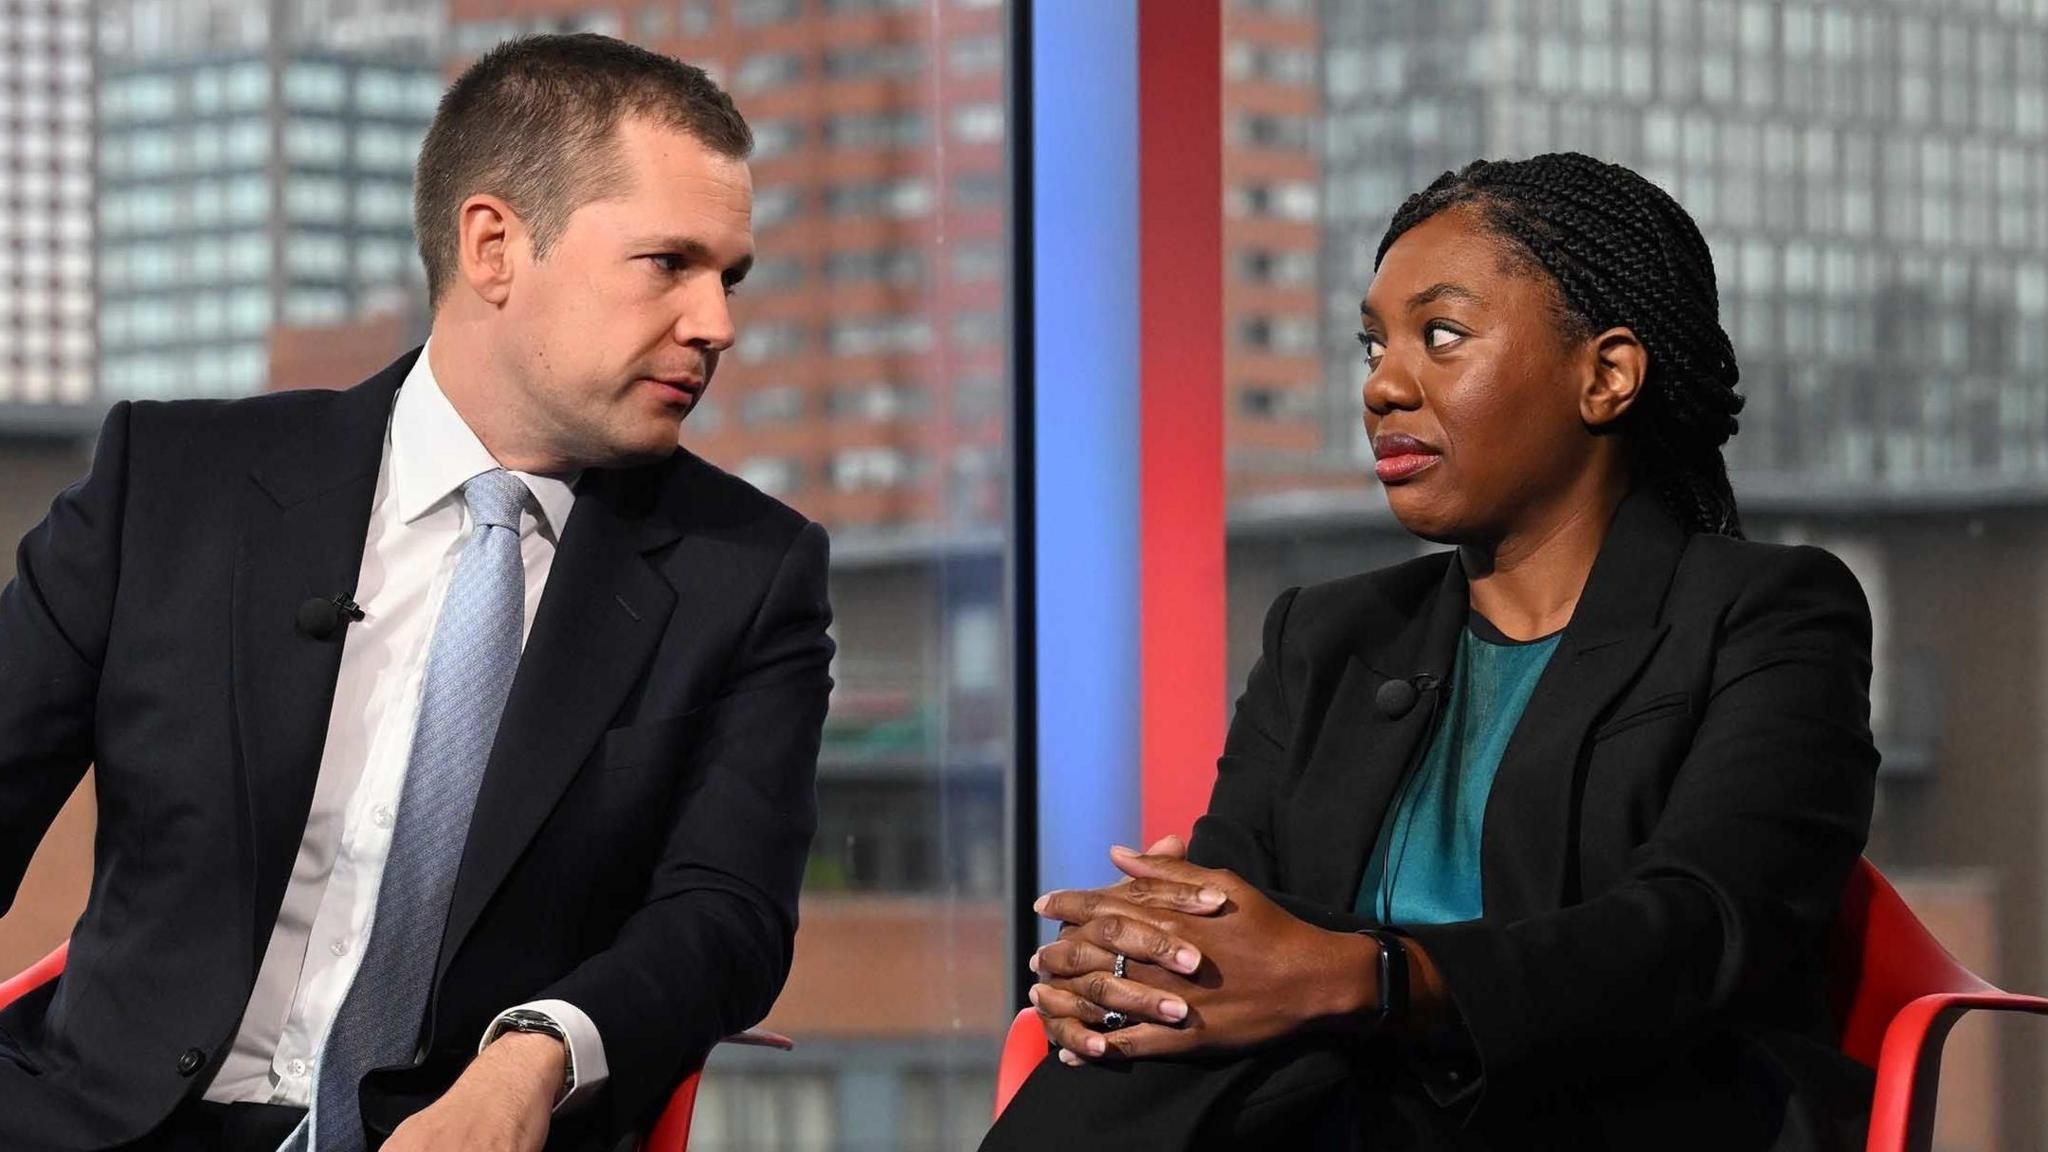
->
<box><xmin>205</xmin><ymin>345</ymin><xmax>608</xmax><ymax>1110</ymax></box>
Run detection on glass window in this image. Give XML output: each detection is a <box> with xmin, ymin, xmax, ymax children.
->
<box><xmin>284</xmin><ymin>63</ymin><xmax>348</xmax><ymax>110</ymax></box>
<box><xmin>285</xmin><ymin>119</ymin><xmax>348</xmax><ymax>166</ymax></box>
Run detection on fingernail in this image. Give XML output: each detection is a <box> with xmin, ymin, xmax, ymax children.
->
<box><xmin>1086</xmin><ymin>1035</ymin><xmax>1106</xmax><ymax>1056</ymax></box>
<box><xmin>1109</xmin><ymin>844</ymin><xmax>1137</xmax><ymax>858</ymax></box>
<box><xmin>1027</xmin><ymin>951</ymin><xmax>1040</xmax><ymax>973</ymax></box>
<box><xmin>1175</xmin><ymin>947</ymin><xmax>1200</xmax><ymax>972</ymax></box>
<box><xmin>1162</xmin><ymin>998</ymin><xmax>1188</xmax><ymax>1022</ymax></box>
<box><xmin>1197</xmin><ymin>888</ymin><xmax>1226</xmax><ymax>907</ymax></box>
<box><xmin>1059</xmin><ymin>1049</ymin><xmax>1082</xmax><ymax>1066</ymax></box>
<box><xmin>1028</xmin><ymin>985</ymin><xmax>1041</xmax><ymax>1007</ymax></box>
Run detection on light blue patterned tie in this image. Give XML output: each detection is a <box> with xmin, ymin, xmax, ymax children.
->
<box><xmin>283</xmin><ymin>469</ymin><xmax>531</xmax><ymax>1152</ymax></box>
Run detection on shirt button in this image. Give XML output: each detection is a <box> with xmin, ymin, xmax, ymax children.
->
<box><xmin>372</xmin><ymin>805</ymin><xmax>395</xmax><ymax>829</ymax></box>
<box><xmin>286</xmin><ymin>1058</ymin><xmax>308</xmax><ymax>1078</ymax></box>
<box><xmin>329</xmin><ymin>938</ymin><xmax>351</xmax><ymax>957</ymax></box>
<box><xmin>177</xmin><ymin>1047</ymin><xmax>205</xmax><ymax>1076</ymax></box>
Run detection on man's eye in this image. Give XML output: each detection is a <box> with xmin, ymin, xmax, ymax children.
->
<box><xmin>649</xmin><ymin>254</ymin><xmax>684</xmax><ymax>273</ymax></box>
<box><xmin>1425</xmin><ymin>324</ymin><xmax>1464</xmax><ymax>350</ymax></box>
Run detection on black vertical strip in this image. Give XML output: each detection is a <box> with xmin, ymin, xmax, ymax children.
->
<box><xmin>1004</xmin><ymin>0</ymin><xmax>1040</xmax><ymax>1016</ymax></box>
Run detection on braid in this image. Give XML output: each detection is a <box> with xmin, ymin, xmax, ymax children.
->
<box><xmin>1376</xmin><ymin>153</ymin><xmax>1745</xmax><ymax>538</ymax></box>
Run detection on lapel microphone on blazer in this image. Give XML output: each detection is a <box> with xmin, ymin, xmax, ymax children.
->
<box><xmin>296</xmin><ymin>594</ymin><xmax>366</xmax><ymax>641</ymax></box>
<box><xmin>1374</xmin><ymin>673</ymin><xmax>1440</xmax><ymax>720</ymax></box>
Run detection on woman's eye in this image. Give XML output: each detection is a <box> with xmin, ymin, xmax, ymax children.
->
<box><xmin>1424</xmin><ymin>324</ymin><xmax>1464</xmax><ymax>350</ymax></box>
<box><xmin>1357</xmin><ymin>332</ymin><xmax>1385</xmax><ymax>364</ymax></box>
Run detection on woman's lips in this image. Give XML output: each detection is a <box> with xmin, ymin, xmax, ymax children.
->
<box><xmin>1374</xmin><ymin>452</ymin><xmax>1441</xmax><ymax>483</ymax></box>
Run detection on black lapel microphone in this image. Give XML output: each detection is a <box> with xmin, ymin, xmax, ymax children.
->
<box><xmin>1373</xmin><ymin>673</ymin><xmax>1440</xmax><ymax>720</ymax></box>
<box><xmin>296</xmin><ymin>594</ymin><xmax>366</xmax><ymax>641</ymax></box>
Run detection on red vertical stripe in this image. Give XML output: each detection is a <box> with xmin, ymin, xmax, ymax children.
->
<box><xmin>1137</xmin><ymin>0</ymin><xmax>1225</xmax><ymax>847</ymax></box>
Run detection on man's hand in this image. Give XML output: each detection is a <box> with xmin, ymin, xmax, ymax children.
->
<box><xmin>382</xmin><ymin>1031</ymin><xmax>562</xmax><ymax>1152</ymax></box>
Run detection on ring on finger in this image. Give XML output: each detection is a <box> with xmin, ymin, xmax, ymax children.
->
<box><xmin>1113</xmin><ymin>952</ymin><xmax>1127</xmax><ymax>980</ymax></box>
<box><xmin>1101</xmin><ymin>1009</ymin><xmax>1128</xmax><ymax>1031</ymax></box>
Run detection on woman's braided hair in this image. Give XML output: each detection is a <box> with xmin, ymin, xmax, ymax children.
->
<box><xmin>1375</xmin><ymin>152</ymin><xmax>1745</xmax><ymax>538</ymax></box>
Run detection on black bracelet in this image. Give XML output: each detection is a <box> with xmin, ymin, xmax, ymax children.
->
<box><xmin>1357</xmin><ymin>928</ymin><xmax>1410</xmax><ymax>1029</ymax></box>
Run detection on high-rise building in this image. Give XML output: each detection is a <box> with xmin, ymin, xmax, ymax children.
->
<box><xmin>94</xmin><ymin>1</ymin><xmax>440</xmax><ymax>401</ymax></box>
<box><xmin>1317</xmin><ymin>0</ymin><xmax>2048</xmax><ymax>501</ymax></box>
<box><xmin>1222</xmin><ymin>0</ymin><xmax>1330</xmax><ymax>500</ymax></box>
<box><xmin>0</xmin><ymin>1</ymin><xmax>95</xmax><ymax>428</ymax></box>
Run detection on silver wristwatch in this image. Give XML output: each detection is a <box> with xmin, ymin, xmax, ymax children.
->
<box><xmin>483</xmin><ymin>1009</ymin><xmax>575</xmax><ymax>1103</ymax></box>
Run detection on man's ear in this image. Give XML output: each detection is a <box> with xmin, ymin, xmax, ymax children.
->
<box><xmin>454</xmin><ymin>193</ymin><xmax>524</xmax><ymax>306</ymax></box>
<box><xmin>1581</xmin><ymin>326</ymin><xmax>1647</xmax><ymax>429</ymax></box>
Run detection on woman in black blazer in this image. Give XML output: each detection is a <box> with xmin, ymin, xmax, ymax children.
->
<box><xmin>985</xmin><ymin>153</ymin><xmax>1877</xmax><ymax>1150</ymax></box>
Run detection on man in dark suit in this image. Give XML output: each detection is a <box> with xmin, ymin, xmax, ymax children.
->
<box><xmin>0</xmin><ymin>34</ymin><xmax>831</xmax><ymax>1152</ymax></box>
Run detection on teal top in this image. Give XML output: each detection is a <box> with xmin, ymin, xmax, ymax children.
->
<box><xmin>1355</xmin><ymin>614</ymin><xmax>1562</xmax><ymax>924</ymax></box>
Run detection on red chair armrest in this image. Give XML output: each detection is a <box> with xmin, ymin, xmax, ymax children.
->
<box><xmin>993</xmin><ymin>1009</ymin><xmax>1050</xmax><ymax>1121</ymax></box>
<box><xmin>640</xmin><ymin>1029</ymin><xmax>797</xmax><ymax>1152</ymax></box>
<box><xmin>1867</xmin><ymin>991</ymin><xmax>2048</xmax><ymax>1152</ymax></box>
<box><xmin>0</xmin><ymin>942</ymin><xmax>68</xmax><ymax>1011</ymax></box>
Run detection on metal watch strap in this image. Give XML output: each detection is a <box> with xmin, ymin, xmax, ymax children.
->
<box><xmin>1357</xmin><ymin>928</ymin><xmax>1411</xmax><ymax>1028</ymax></box>
<box><xmin>487</xmin><ymin>1009</ymin><xmax>576</xmax><ymax>1102</ymax></box>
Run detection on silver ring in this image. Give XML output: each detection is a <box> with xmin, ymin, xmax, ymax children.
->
<box><xmin>1100</xmin><ymin>1009</ymin><xmax>1128</xmax><ymax>1031</ymax></box>
<box><xmin>1112</xmin><ymin>953</ymin><xmax>1127</xmax><ymax>980</ymax></box>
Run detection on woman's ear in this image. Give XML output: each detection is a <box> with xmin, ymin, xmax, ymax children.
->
<box><xmin>1582</xmin><ymin>327</ymin><xmax>1647</xmax><ymax>429</ymax></box>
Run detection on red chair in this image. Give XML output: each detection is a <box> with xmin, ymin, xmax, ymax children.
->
<box><xmin>991</xmin><ymin>858</ymin><xmax>2048</xmax><ymax>1152</ymax></box>
<box><xmin>0</xmin><ymin>940</ymin><xmax>787</xmax><ymax>1152</ymax></box>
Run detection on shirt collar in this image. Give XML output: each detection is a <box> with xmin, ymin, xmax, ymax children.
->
<box><xmin>390</xmin><ymin>340</ymin><xmax>579</xmax><ymax>539</ymax></box>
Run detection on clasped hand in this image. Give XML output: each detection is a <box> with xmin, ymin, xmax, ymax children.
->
<box><xmin>1028</xmin><ymin>837</ymin><xmax>1379</xmax><ymax>1064</ymax></box>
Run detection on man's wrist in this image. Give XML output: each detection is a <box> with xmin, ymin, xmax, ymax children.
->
<box><xmin>480</xmin><ymin>1030</ymin><xmax>570</xmax><ymax>1107</ymax></box>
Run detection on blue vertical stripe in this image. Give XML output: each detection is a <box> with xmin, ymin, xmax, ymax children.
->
<box><xmin>1032</xmin><ymin>0</ymin><xmax>1140</xmax><ymax>922</ymax></box>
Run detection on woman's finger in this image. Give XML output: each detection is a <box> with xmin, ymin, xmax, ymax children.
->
<box><xmin>1034</xmin><ymin>889</ymin><xmax>1176</xmax><ymax>931</ymax></box>
<box><xmin>1035</xmin><ymin>921</ymin><xmax>1200</xmax><ymax>978</ymax></box>
<box><xmin>1038</xmin><ymin>1008</ymin><xmax>1108</xmax><ymax>1060</ymax></box>
<box><xmin>1044</xmin><ymin>973</ymin><xmax>1188</xmax><ymax>1026</ymax></box>
<box><xmin>1118</xmin><ymin>875</ymin><xmax>1228</xmax><ymax>916</ymax></box>
<box><xmin>1098</xmin><ymin>1021</ymin><xmax>1199</xmax><ymax>1061</ymax></box>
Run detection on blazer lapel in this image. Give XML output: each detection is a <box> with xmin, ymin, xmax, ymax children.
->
<box><xmin>232</xmin><ymin>357</ymin><xmax>410</xmax><ymax>967</ymax></box>
<box><xmin>435</xmin><ymin>463</ymin><xmax>682</xmax><ymax>986</ymax></box>
<box><xmin>1480</xmin><ymin>491</ymin><xmax>1685</xmax><ymax>917</ymax></box>
<box><xmin>1284</xmin><ymin>557</ymin><xmax>1468</xmax><ymax>910</ymax></box>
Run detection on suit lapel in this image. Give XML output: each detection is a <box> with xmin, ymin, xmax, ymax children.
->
<box><xmin>1479</xmin><ymin>491</ymin><xmax>1685</xmax><ymax>917</ymax></box>
<box><xmin>435</xmin><ymin>463</ymin><xmax>682</xmax><ymax>985</ymax></box>
<box><xmin>1284</xmin><ymin>557</ymin><xmax>1468</xmax><ymax>910</ymax></box>
<box><xmin>232</xmin><ymin>355</ymin><xmax>412</xmax><ymax>967</ymax></box>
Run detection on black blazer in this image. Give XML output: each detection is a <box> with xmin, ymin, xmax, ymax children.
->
<box><xmin>0</xmin><ymin>349</ymin><xmax>834</xmax><ymax>1151</ymax></box>
<box><xmin>993</xmin><ymin>491</ymin><xmax>1877</xmax><ymax>1151</ymax></box>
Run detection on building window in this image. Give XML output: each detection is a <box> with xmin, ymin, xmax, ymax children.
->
<box><xmin>741</xmin><ymin>386</ymin><xmax>808</xmax><ymax>426</ymax></box>
<box><xmin>832</xmin><ymin>446</ymin><xmax>920</xmax><ymax>490</ymax></box>
<box><xmin>830</xmin><ymin>317</ymin><xmax>932</xmax><ymax>356</ymax></box>
<box><xmin>736</xmin><ymin>456</ymin><xmax>800</xmax><ymax>496</ymax></box>
<box><xmin>828</xmin><ymin>382</ymin><xmax>925</xmax><ymax>422</ymax></box>
<box><xmin>824</xmin><ymin>44</ymin><xmax>925</xmax><ymax>80</ymax></box>
<box><xmin>735</xmin><ymin>52</ymin><xmax>807</xmax><ymax>92</ymax></box>
<box><xmin>826</xmin><ymin>112</ymin><xmax>929</xmax><ymax>150</ymax></box>
<box><xmin>826</xmin><ymin>248</ymin><xmax>923</xmax><ymax>286</ymax></box>
<box><xmin>286</xmin><ymin>119</ymin><xmax>348</xmax><ymax>166</ymax></box>
<box><xmin>950</xmin><ymin>103</ymin><xmax>1004</xmax><ymax>145</ymax></box>
<box><xmin>948</xmin><ymin>35</ymin><xmax>1003</xmax><ymax>75</ymax></box>
<box><xmin>826</xmin><ymin>180</ymin><xmax>933</xmax><ymax>219</ymax></box>
<box><xmin>284</xmin><ymin>63</ymin><xmax>347</xmax><ymax>111</ymax></box>
<box><xmin>737</xmin><ymin>321</ymin><xmax>811</xmax><ymax>363</ymax></box>
<box><xmin>733</xmin><ymin>0</ymin><xmax>802</xmax><ymax>27</ymax></box>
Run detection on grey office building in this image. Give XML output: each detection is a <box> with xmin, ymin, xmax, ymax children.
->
<box><xmin>1318</xmin><ymin>0</ymin><xmax>2048</xmax><ymax>502</ymax></box>
<box><xmin>94</xmin><ymin>0</ymin><xmax>441</xmax><ymax>401</ymax></box>
<box><xmin>0</xmin><ymin>0</ymin><xmax>94</xmax><ymax>426</ymax></box>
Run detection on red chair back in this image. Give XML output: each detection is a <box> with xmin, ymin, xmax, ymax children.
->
<box><xmin>1827</xmin><ymin>857</ymin><xmax>1993</xmax><ymax>1068</ymax></box>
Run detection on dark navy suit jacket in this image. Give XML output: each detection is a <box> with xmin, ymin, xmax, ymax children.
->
<box><xmin>0</xmin><ymin>348</ymin><xmax>833</xmax><ymax>1150</ymax></box>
